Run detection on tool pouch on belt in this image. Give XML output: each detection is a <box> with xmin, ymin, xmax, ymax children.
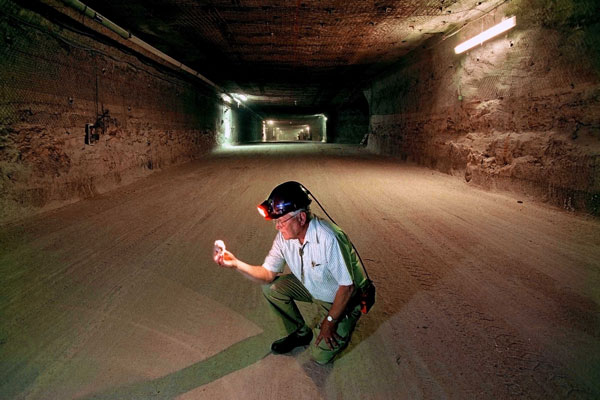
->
<box><xmin>358</xmin><ymin>279</ymin><xmax>376</xmax><ymax>314</ymax></box>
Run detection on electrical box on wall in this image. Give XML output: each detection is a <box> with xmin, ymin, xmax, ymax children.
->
<box><xmin>85</xmin><ymin>123</ymin><xmax>99</xmax><ymax>145</ymax></box>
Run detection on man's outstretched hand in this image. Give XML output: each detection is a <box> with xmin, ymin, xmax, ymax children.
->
<box><xmin>213</xmin><ymin>240</ymin><xmax>237</xmax><ymax>268</ymax></box>
<box><xmin>215</xmin><ymin>250</ymin><xmax>238</xmax><ymax>268</ymax></box>
<box><xmin>211</xmin><ymin>242</ymin><xmax>275</xmax><ymax>283</ymax></box>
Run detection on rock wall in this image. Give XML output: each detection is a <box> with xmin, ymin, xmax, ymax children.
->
<box><xmin>232</xmin><ymin>106</ymin><xmax>263</xmax><ymax>144</ymax></box>
<box><xmin>0</xmin><ymin>1</ymin><xmax>220</xmax><ymax>222</ymax></box>
<box><xmin>366</xmin><ymin>0</ymin><xmax>600</xmax><ymax>214</ymax></box>
<box><xmin>328</xmin><ymin>94</ymin><xmax>370</xmax><ymax>144</ymax></box>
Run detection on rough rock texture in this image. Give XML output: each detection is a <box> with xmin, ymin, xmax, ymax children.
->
<box><xmin>0</xmin><ymin>1</ymin><xmax>222</xmax><ymax>222</ymax></box>
<box><xmin>366</xmin><ymin>0</ymin><xmax>600</xmax><ymax>214</ymax></box>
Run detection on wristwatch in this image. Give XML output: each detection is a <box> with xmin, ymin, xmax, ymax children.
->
<box><xmin>326</xmin><ymin>315</ymin><xmax>337</xmax><ymax>323</ymax></box>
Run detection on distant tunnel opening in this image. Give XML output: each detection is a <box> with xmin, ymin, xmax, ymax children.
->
<box><xmin>261</xmin><ymin>114</ymin><xmax>327</xmax><ymax>143</ymax></box>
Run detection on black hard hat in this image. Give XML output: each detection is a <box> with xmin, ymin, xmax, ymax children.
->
<box><xmin>257</xmin><ymin>181</ymin><xmax>311</xmax><ymax>220</ymax></box>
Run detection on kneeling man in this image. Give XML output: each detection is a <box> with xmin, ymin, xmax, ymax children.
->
<box><xmin>214</xmin><ymin>181</ymin><xmax>363</xmax><ymax>364</ymax></box>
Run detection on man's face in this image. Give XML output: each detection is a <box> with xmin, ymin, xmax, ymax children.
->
<box><xmin>275</xmin><ymin>211</ymin><xmax>304</xmax><ymax>240</ymax></box>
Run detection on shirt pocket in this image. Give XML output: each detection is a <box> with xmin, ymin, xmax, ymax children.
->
<box><xmin>309</xmin><ymin>257</ymin><xmax>325</xmax><ymax>270</ymax></box>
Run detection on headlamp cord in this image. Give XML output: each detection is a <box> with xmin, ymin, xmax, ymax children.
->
<box><xmin>302</xmin><ymin>186</ymin><xmax>372</xmax><ymax>282</ymax></box>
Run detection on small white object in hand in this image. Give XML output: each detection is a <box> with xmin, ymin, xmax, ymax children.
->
<box><xmin>214</xmin><ymin>240</ymin><xmax>226</xmax><ymax>263</ymax></box>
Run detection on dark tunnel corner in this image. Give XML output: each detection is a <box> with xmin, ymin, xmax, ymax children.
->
<box><xmin>326</xmin><ymin>92</ymin><xmax>370</xmax><ymax>145</ymax></box>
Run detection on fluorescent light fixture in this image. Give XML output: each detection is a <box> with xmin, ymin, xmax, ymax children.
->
<box><xmin>267</xmin><ymin>120</ymin><xmax>274</xmax><ymax>125</ymax></box>
<box><xmin>221</xmin><ymin>94</ymin><xmax>232</xmax><ymax>103</ymax></box>
<box><xmin>231</xmin><ymin>93</ymin><xmax>248</xmax><ymax>102</ymax></box>
<box><xmin>454</xmin><ymin>16</ymin><xmax>516</xmax><ymax>54</ymax></box>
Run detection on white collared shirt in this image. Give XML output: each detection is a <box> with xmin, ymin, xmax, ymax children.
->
<box><xmin>262</xmin><ymin>216</ymin><xmax>353</xmax><ymax>302</ymax></box>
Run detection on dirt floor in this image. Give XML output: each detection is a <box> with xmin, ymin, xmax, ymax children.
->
<box><xmin>1</xmin><ymin>143</ymin><xmax>599</xmax><ymax>399</ymax></box>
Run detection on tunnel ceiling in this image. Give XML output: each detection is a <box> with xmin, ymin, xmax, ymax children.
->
<box><xmin>76</xmin><ymin>0</ymin><xmax>504</xmax><ymax>114</ymax></box>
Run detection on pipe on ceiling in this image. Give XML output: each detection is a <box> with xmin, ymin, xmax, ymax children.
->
<box><xmin>58</xmin><ymin>0</ymin><xmax>228</xmax><ymax>96</ymax></box>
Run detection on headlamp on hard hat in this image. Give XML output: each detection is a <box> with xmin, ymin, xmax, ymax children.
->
<box><xmin>257</xmin><ymin>200</ymin><xmax>273</xmax><ymax>220</ymax></box>
<box><xmin>257</xmin><ymin>181</ymin><xmax>311</xmax><ymax>220</ymax></box>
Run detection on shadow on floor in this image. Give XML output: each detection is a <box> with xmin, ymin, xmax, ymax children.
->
<box><xmin>81</xmin><ymin>333</ymin><xmax>271</xmax><ymax>400</ymax></box>
<box><xmin>82</xmin><ymin>273</ymin><xmax>399</xmax><ymax>399</ymax></box>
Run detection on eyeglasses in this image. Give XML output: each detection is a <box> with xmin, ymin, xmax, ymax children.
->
<box><xmin>274</xmin><ymin>211</ymin><xmax>300</xmax><ymax>227</ymax></box>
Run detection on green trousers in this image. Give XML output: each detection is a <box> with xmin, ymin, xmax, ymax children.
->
<box><xmin>262</xmin><ymin>274</ymin><xmax>361</xmax><ymax>364</ymax></box>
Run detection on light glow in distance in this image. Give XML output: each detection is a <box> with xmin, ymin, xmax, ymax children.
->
<box><xmin>454</xmin><ymin>16</ymin><xmax>516</xmax><ymax>54</ymax></box>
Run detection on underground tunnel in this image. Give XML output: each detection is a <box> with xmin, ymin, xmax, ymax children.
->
<box><xmin>0</xmin><ymin>0</ymin><xmax>599</xmax><ymax>399</ymax></box>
